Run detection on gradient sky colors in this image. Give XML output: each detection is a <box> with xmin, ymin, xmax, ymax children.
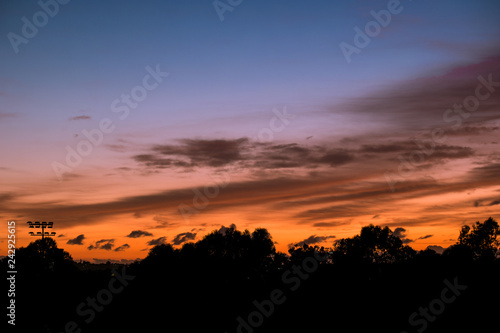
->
<box><xmin>1</xmin><ymin>0</ymin><xmax>500</xmax><ymax>262</ymax></box>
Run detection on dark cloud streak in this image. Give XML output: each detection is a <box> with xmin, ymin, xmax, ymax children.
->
<box><xmin>126</xmin><ymin>230</ymin><xmax>153</xmax><ymax>238</ymax></box>
<box><xmin>67</xmin><ymin>234</ymin><xmax>85</xmax><ymax>245</ymax></box>
<box><xmin>172</xmin><ymin>232</ymin><xmax>196</xmax><ymax>245</ymax></box>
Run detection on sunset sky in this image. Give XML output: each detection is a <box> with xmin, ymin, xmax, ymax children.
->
<box><xmin>1</xmin><ymin>0</ymin><xmax>499</xmax><ymax>262</ymax></box>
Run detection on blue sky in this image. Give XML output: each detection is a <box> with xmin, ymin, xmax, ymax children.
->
<box><xmin>2</xmin><ymin>1</ymin><xmax>499</xmax><ymax>124</ymax></box>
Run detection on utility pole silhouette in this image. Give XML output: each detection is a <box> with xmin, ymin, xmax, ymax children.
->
<box><xmin>27</xmin><ymin>221</ymin><xmax>56</xmax><ymax>259</ymax></box>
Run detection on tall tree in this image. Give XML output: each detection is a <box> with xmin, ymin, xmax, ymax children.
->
<box><xmin>454</xmin><ymin>217</ymin><xmax>500</xmax><ymax>260</ymax></box>
<box><xmin>332</xmin><ymin>224</ymin><xmax>415</xmax><ymax>264</ymax></box>
<box><xmin>16</xmin><ymin>237</ymin><xmax>74</xmax><ymax>273</ymax></box>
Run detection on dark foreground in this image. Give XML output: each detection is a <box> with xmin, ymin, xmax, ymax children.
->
<box><xmin>4</xmin><ymin>219</ymin><xmax>500</xmax><ymax>333</ymax></box>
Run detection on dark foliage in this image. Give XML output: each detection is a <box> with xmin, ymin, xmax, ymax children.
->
<box><xmin>3</xmin><ymin>218</ymin><xmax>499</xmax><ymax>333</ymax></box>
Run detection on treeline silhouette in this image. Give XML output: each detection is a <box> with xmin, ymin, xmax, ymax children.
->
<box><xmin>3</xmin><ymin>218</ymin><xmax>499</xmax><ymax>333</ymax></box>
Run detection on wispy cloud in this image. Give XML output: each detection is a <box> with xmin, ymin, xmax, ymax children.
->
<box><xmin>338</xmin><ymin>55</ymin><xmax>500</xmax><ymax>131</ymax></box>
<box><xmin>0</xmin><ymin>112</ymin><xmax>17</xmax><ymax>120</ymax></box>
<box><xmin>393</xmin><ymin>228</ymin><xmax>433</xmax><ymax>244</ymax></box>
<box><xmin>474</xmin><ymin>198</ymin><xmax>500</xmax><ymax>207</ymax></box>
<box><xmin>88</xmin><ymin>239</ymin><xmax>115</xmax><ymax>250</ymax></box>
<box><xmin>3</xmin><ymin>160</ymin><xmax>500</xmax><ymax>230</ymax></box>
<box><xmin>418</xmin><ymin>235</ymin><xmax>433</xmax><ymax>240</ymax></box>
<box><xmin>288</xmin><ymin>234</ymin><xmax>336</xmax><ymax>248</ymax></box>
<box><xmin>172</xmin><ymin>232</ymin><xmax>196</xmax><ymax>245</ymax></box>
<box><xmin>114</xmin><ymin>244</ymin><xmax>130</xmax><ymax>251</ymax></box>
<box><xmin>134</xmin><ymin>138</ymin><xmax>249</xmax><ymax>169</ymax></box>
<box><xmin>133</xmin><ymin>139</ymin><xmax>356</xmax><ymax>172</ymax></box>
<box><xmin>126</xmin><ymin>230</ymin><xmax>153</xmax><ymax>238</ymax></box>
<box><xmin>68</xmin><ymin>115</ymin><xmax>91</xmax><ymax>121</ymax></box>
<box><xmin>393</xmin><ymin>227</ymin><xmax>413</xmax><ymax>244</ymax></box>
<box><xmin>426</xmin><ymin>245</ymin><xmax>445</xmax><ymax>254</ymax></box>
<box><xmin>147</xmin><ymin>236</ymin><xmax>167</xmax><ymax>246</ymax></box>
<box><xmin>67</xmin><ymin>234</ymin><xmax>85</xmax><ymax>245</ymax></box>
<box><xmin>151</xmin><ymin>215</ymin><xmax>179</xmax><ymax>229</ymax></box>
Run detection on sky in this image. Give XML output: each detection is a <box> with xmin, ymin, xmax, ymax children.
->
<box><xmin>1</xmin><ymin>0</ymin><xmax>499</xmax><ymax>262</ymax></box>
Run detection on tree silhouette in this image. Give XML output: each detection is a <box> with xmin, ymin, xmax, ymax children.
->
<box><xmin>4</xmin><ymin>219</ymin><xmax>499</xmax><ymax>333</ymax></box>
<box><xmin>16</xmin><ymin>237</ymin><xmax>74</xmax><ymax>273</ymax></box>
<box><xmin>143</xmin><ymin>243</ymin><xmax>176</xmax><ymax>262</ymax></box>
<box><xmin>445</xmin><ymin>217</ymin><xmax>499</xmax><ymax>261</ymax></box>
<box><xmin>288</xmin><ymin>243</ymin><xmax>331</xmax><ymax>264</ymax></box>
<box><xmin>195</xmin><ymin>224</ymin><xmax>253</xmax><ymax>259</ymax></box>
<box><xmin>332</xmin><ymin>224</ymin><xmax>416</xmax><ymax>264</ymax></box>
